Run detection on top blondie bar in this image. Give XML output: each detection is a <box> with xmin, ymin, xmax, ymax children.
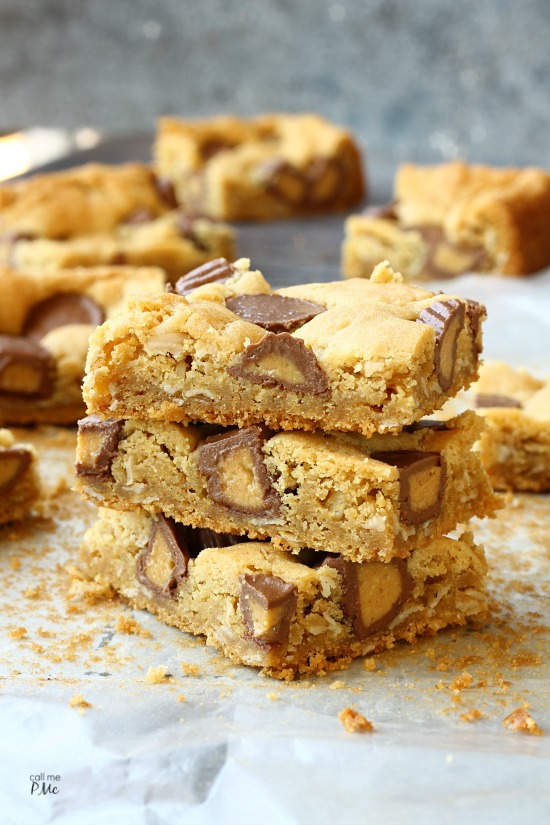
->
<box><xmin>154</xmin><ymin>113</ymin><xmax>365</xmax><ymax>220</ymax></box>
<box><xmin>83</xmin><ymin>259</ymin><xmax>484</xmax><ymax>436</ymax></box>
<box><xmin>342</xmin><ymin>161</ymin><xmax>550</xmax><ymax>279</ymax></box>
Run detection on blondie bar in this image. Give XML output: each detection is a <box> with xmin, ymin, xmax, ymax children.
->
<box><xmin>471</xmin><ymin>362</ymin><xmax>550</xmax><ymax>491</ymax></box>
<box><xmin>75</xmin><ymin>411</ymin><xmax>498</xmax><ymax>562</ymax></box>
<box><xmin>0</xmin><ymin>265</ymin><xmax>165</xmax><ymax>424</ymax></box>
<box><xmin>80</xmin><ymin>508</ymin><xmax>488</xmax><ymax>678</ymax></box>
<box><xmin>0</xmin><ymin>428</ymin><xmax>40</xmax><ymax>524</ymax></box>
<box><xmin>0</xmin><ymin>163</ymin><xmax>172</xmax><ymax>239</ymax></box>
<box><xmin>1</xmin><ymin>211</ymin><xmax>234</xmax><ymax>283</ymax></box>
<box><xmin>83</xmin><ymin>260</ymin><xmax>485</xmax><ymax>436</ymax></box>
<box><xmin>342</xmin><ymin>161</ymin><xmax>550</xmax><ymax>280</ymax></box>
<box><xmin>154</xmin><ymin>113</ymin><xmax>365</xmax><ymax>220</ymax></box>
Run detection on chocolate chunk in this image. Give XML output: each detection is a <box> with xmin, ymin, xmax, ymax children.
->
<box><xmin>262</xmin><ymin>160</ymin><xmax>308</xmax><ymax>204</ymax></box>
<box><xmin>239</xmin><ymin>573</ymin><xmax>298</xmax><ymax>647</ymax></box>
<box><xmin>417</xmin><ymin>299</ymin><xmax>465</xmax><ymax>391</ymax></box>
<box><xmin>409</xmin><ymin>226</ymin><xmax>487</xmax><ymax>279</ymax></box>
<box><xmin>0</xmin><ymin>335</ymin><xmax>55</xmax><ymax>398</ymax></box>
<box><xmin>75</xmin><ymin>415</ymin><xmax>124</xmax><ymax>478</ymax></box>
<box><xmin>154</xmin><ymin>176</ymin><xmax>179</xmax><ymax>209</ymax></box>
<box><xmin>122</xmin><ymin>208</ymin><xmax>155</xmax><ymax>225</ymax></box>
<box><xmin>225</xmin><ymin>294</ymin><xmax>326</xmax><ymax>333</ymax></box>
<box><xmin>370</xmin><ymin>450</ymin><xmax>446</xmax><ymax>525</ymax></box>
<box><xmin>306</xmin><ymin>157</ymin><xmax>342</xmax><ymax>204</ymax></box>
<box><xmin>403</xmin><ymin>419</ymin><xmax>449</xmax><ymax>433</ymax></box>
<box><xmin>23</xmin><ymin>293</ymin><xmax>105</xmax><ymax>339</ymax></box>
<box><xmin>0</xmin><ymin>447</ymin><xmax>32</xmax><ymax>494</ymax></box>
<box><xmin>229</xmin><ymin>332</ymin><xmax>330</xmax><ymax>395</ymax></box>
<box><xmin>474</xmin><ymin>394</ymin><xmax>522</xmax><ymax>409</ymax></box>
<box><xmin>173</xmin><ymin>258</ymin><xmax>237</xmax><ymax>296</ymax></box>
<box><xmin>465</xmin><ymin>299</ymin><xmax>486</xmax><ymax>354</ymax></box>
<box><xmin>363</xmin><ymin>202</ymin><xmax>398</xmax><ymax>220</ymax></box>
<box><xmin>324</xmin><ymin>557</ymin><xmax>413</xmax><ymax>639</ymax></box>
<box><xmin>197</xmin><ymin>426</ymin><xmax>281</xmax><ymax>517</ymax></box>
<box><xmin>137</xmin><ymin>515</ymin><xmax>190</xmax><ymax>599</ymax></box>
<box><xmin>190</xmin><ymin>528</ymin><xmax>245</xmax><ymax>552</ymax></box>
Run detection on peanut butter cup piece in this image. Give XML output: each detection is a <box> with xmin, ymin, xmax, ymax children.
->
<box><xmin>410</xmin><ymin>226</ymin><xmax>487</xmax><ymax>279</ymax></box>
<box><xmin>465</xmin><ymin>299</ymin><xmax>486</xmax><ymax>354</ymax></box>
<box><xmin>0</xmin><ymin>335</ymin><xmax>55</xmax><ymax>398</ymax></box>
<box><xmin>229</xmin><ymin>332</ymin><xmax>330</xmax><ymax>395</ymax></box>
<box><xmin>173</xmin><ymin>258</ymin><xmax>237</xmax><ymax>296</ymax></box>
<box><xmin>154</xmin><ymin>176</ymin><xmax>179</xmax><ymax>209</ymax></box>
<box><xmin>262</xmin><ymin>160</ymin><xmax>308</xmax><ymax>204</ymax></box>
<box><xmin>75</xmin><ymin>415</ymin><xmax>123</xmax><ymax>478</ymax></box>
<box><xmin>403</xmin><ymin>419</ymin><xmax>449</xmax><ymax>433</ymax></box>
<box><xmin>370</xmin><ymin>449</ymin><xmax>446</xmax><ymax>525</ymax></box>
<box><xmin>23</xmin><ymin>293</ymin><xmax>105</xmax><ymax>339</ymax></box>
<box><xmin>474</xmin><ymin>393</ymin><xmax>522</xmax><ymax>409</ymax></box>
<box><xmin>324</xmin><ymin>557</ymin><xmax>413</xmax><ymax>639</ymax></box>
<box><xmin>239</xmin><ymin>573</ymin><xmax>298</xmax><ymax>647</ymax></box>
<box><xmin>137</xmin><ymin>515</ymin><xmax>190</xmax><ymax>599</ymax></box>
<box><xmin>417</xmin><ymin>299</ymin><xmax>465</xmax><ymax>391</ymax></box>
<box><xmin>306</xmin><ymin>157</ymin><xmax>342</xmax><ymax>204</ymax></box>
<box><xmin>197</xmin><ymin>426</ymin><xmax>280</xmax><ymax>517</ymax></box>
<box><xmin>0</xmin><ymin>447</ymin><xmax>32</xmax><ymax>494</ymax></box>
<box><xmin>225</xmin><ymin>293</ymin><xmax>326</xmax><ymax>333</ymax></box>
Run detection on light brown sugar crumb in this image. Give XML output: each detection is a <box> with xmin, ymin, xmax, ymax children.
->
<box><xmin>460</xmin><ymin>708</ymin><xmax>483</xmax><ymax>723</ymax></box>
<box><xmin>338</xmin><ymin>707</ymin><xmax>374</xmax><ymax>733</ymax></box>
<box><xmin>180</xmin><ymin>661</ymin><xmax>200</xmax><ymax>677</ymax></box>
<box><xmin>145</xmin><ymin>665</ymin><xmax>172</xmax><ymax>684</ymax></box>
<box><xmin>115</xmin><ymin>614</ymin><xmax>153</xmax><ymax>638</ymax></box>
<box><xmin>69</xmin><ymin>693</ymin><xmax>92</xmax><ymax>709</ymax></box>
<box><xmin>503</xmin><ymin>705</ymin><xmax>544</xmax><ymax>736</ymax></box>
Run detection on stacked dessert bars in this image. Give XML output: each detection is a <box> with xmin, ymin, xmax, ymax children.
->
<box><xmin>75</xmin><ymin>258</ymin><xmax>499</xmax><ymax>679</ymax></box>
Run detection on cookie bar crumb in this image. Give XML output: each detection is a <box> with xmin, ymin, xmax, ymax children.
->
<box><xmin>69</xmin><ymin>693</ymin><xmax>92</xmax><ymax>709</ymax></box>
<box><xmin>363</xmin><ymin>657</ymin><xmax>376</xmax><ymax>672</ymax></box>
<box><xmin>145</xmin><ymin>665</ymin><xmax>172</xmax><ymax>684</ymax></box>
<box><xmin>338</xmin><ymin>707</ymin><xmax>374</xmax><ymax>733</ymax></box>
<box><xmin>503</xmin><ymin>705</ymin><xmax>544</xmax><ymax>735</ymax></box>
<box><xmin>115</xmin><ymin>614</ymin><xmax>153</xmax><ymax>638</ymax></box>
<box><xmin>180</xmin><ymin>661</ymin><xmax>200</xmax><ymax>677</ymax></box>
<box><xmin>460</xmin><ymin>708</ymin><xmax>483</xmax><ymax>723</ymax></box>
<box><xmin>9</xmin><ymin>626</ymin><xmax>27</xmax><ymax>639</ymax></box>
<box><xmin>176</xmin><ymin>694</ymin><xmax>187</xmax><ymax>703</ymax></box>
<box><xmin>329</xmin><ymin>680</ymin><xmax>347</xmax><ymax>690</ymax></box>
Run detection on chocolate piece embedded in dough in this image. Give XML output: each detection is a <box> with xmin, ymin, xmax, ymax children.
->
<box><xmin>403</xmin><ymin>419</ymin><xmax>449</xmax><ymax>433</ymax></box>
<box><xmin>465</xmin><ymin>299</ymin><xmax>486</xmax><ymax>355</ymax></box>
<box><xmin>306</xmin><ymin>157</ymin><xmax>342</xmax><ymax>204</ymax></box>
<box><xmin>239</xmin><ymin>573</ymin><xmax>298</xmax><ymax>647</ymax></box>
<box><xmin>75</xmin><ymin>415</ymin><xmax>124</xmax><ymax>478</ymax></box>
<box><xmin>154</xmin><ymin>176</ymin><xmax>179</xmax><ymax>209</ymax></box>
<box><xmin>0</xmin><ymin>447</ymin><xmax>32</xmax><ymax>494</ymax></box>
<box><xmin>137</xmin><ymin>515</ymin><xmax>190</xmax><ymax>599</ymax></box>
<box><xmin>324</xmin><ymin>557</ymin><xmax>413</xmax><ymax>639</ymax></box>
<box><xmin>225</xmin><ymin>293</ymin><xmax>326</xmax><ymax>333</ymax></box>
<box><xmin>229</xmin><ymin>332</ymin><xmax>330</xmax><ymax>395</ymax></box>
<box><xmin>410</xmin><ymin>226</ymin><xmax>487</xmax><ymax>279</ymax></box>
<box><xmin>122</xmin><ymin>208</ymin><xmax>155</xmax><ymax>225</ymax></box>
<box><xmin>197</xmin><ymin>426</ymin><xmax>281</xmax><ymax>517</ymax></box>
<box><xmin>23</xmin><ymin>293</ymin><xmax>105</xmax><ymax>339</ymax></box>
<box><xmin>474</xmin><ymin>393</ymin><xmax>522</xmax><ymax>409</ymax></box>
<box><xmin>417</xmin><ymin>299</ymin><xmax>465</xmax><ymax>391</ymax></box>
<box><xmin>0</xmin><ymin>335</ymin><xmax>55</xmax><ymax>398</ymax></box>
<box><xmin>262</xmin><ymin>160</ymin><xmax>308</xmax><ymax>204</ymax></box>
<box><xmin>370</xmin><ymin>449</ymin><xmax>446</xmax><ymax>525</ymax></box>
<box><xmin>173</xmin><ymin>257</ymin><xmax>237</xmax><ymax>296</ymax></box>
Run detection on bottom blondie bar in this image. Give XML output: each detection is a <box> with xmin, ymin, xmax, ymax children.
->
<box><xmin>0</xmin><ymin>429</ymin><xmax>40</xmax><ymax>524</ymax></box>
<box><xmin>80</xmin><ymin>508</ymin><xmax>488</xmax><ymax>679</ymax></box>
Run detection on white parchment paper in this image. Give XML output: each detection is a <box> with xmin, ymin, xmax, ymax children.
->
<box><xmin>1</xmin><ymin>271</ymin><xmax>550</xmax><ymax>825</ymax></box>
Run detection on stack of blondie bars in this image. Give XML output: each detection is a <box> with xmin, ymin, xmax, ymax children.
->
<box><xmin>75</xmin><ymin>258</ymin><xmax>499</xmax><ymax>678</ymax></box>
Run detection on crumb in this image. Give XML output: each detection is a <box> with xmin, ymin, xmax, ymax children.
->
<box><xmin>180</xmin><ymin>662</ymin><xmax>199</xmax><ymax>677</ymax></box>
<box><xmin>460</xmin><ymin>708</ymin><xmax>483</xmax><ymax>723</ymax></box>
<box><xmin>363</xmin><ymin>657</ymin><xmax>376</xmax><ymax>672</ymax></box>
<box><xmin>450</xmin><ymin>671</ymin><xmax>474</xmax><ymax>692</ymax></box>
<box><xmin>9</xmin><ymin>556</ymin><xmax>20</xmax><ymax>571</ymax></box>
<box><xmin>116</xmin><ymin>615</ymin><xmax>153</xmax><ymax>638</ymax></box>
<box><xmin>66</xmin><ymin>566</ymin><xmax>114</xmax><ymax>604</ymax></box>
<box><xmin>9</xmin><ymin>627</ymin><xmax>27</xmax><ymax>639</ymax></box>
<box><xmin>329</xmin><ymin>680</ymin><xmax>347</xmax><ymax>690</ymax></box>
<box><xmin>266</xmin><ymin>692</ymin><xmax>279</xmax><ymax>701</ymax></box>
<box><xmin>24</xmin><ymin>586</ymin><xmax>41</xmax><ymax>600</ymax></box>
<box><xmin>503</xmin><ymin>705</ymin><xmax>544</xmax><ymax>736</ymax></box>
<box><xmin>176</xmin><ymin>694</ymin><xmax>186</xmax><ymax>703</ymax></box>
<box><xmin>145</xmin><ymin>665</ymin><xmax>172</xmax><ymax>684</ymax></box>
<box><xmin>338</xmin><ymin>707</ymin><xmax>374</xmax><ymax>734</ymax></box>
<box><xmin>69</xmin><ymin>693</ymin><xmax>92</xmax><ymax>710</ymax></box>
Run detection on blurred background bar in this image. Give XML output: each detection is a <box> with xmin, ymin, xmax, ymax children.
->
<box><xmin>0</xmin><ymin>0</ymin><xmax>549</xmax><ymax>175</ymax></box>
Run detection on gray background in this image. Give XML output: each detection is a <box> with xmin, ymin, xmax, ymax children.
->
<box><xmin>1</xmin><ymin>0</ymin><xmax>549</xmax><ymax>165</ymax></box>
